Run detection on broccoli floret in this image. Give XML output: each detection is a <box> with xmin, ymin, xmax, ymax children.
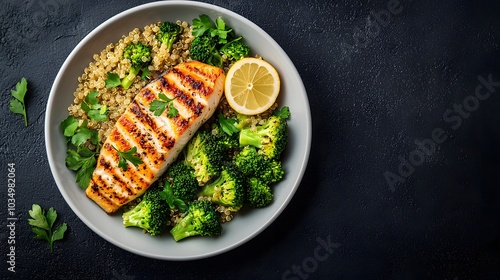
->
<box><xmin>121</xmin><ymin>42</ymin><xmax>152</xmax><ymax>89</ymax></box>
<box><xmin>167</xmin><ymin>161</ymin><xmax>199</xmax><ymax>202</ymax></box>
<box><xmin>263</xmin><ymin>160</ymin><xmax>284</xmax><ymax>184</ymax></box>
<box><xmin>122</xmin><ymin>185</ymin><xmax>169</xmax><ymax>236</ymax></box>
<box><xmin>189</xmin><ymin>35</ymin><xmax>223</xmax><ymax>68</ymax></box>
<box><xmin>184</xmin><ymin>130</ymin><xmax>225</xmax><ymax>185</ymax></box>
<box><xmin>234</xmin><ymin>146</ymin><xmax>266</xmax><ymax>176</ymax></box>
<box><xmin>247</xmin><ymin>177</ymin><xmax>273</xmax><ymax>208</ymax></box>
<box><xmin>170</xmin><ymin>200</ymin><xmax>222</xmax><ymax>241</ymax></box>
<box><xmin>212</xmin><ymin>121</ymin><xmax>239</xmax><ymax>150</ymax></box>
<box><xmin>239</xmin><ymin>115</ymin><xmax>288</xmax><ymax>160</ymax></box>
<box><xmin>234</xmin><ymin>146</ymin><xmax>284</xmax><ymax>184</ymax></box>
<box><xmin>220</xmin><ymin>38</ymin><xmax>250</xmax><ymax>62</ymax></box>
<box><xmin>198</xmin><ymin>163</ymin><xmax>246</xmax><ymax>211</ymax></box>
<box><xmin>157</xmin><ymin>21</ymin><xmax>183</xmax><ymax>51</ymax></box>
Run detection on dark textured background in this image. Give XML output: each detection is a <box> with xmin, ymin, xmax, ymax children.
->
<box><xmin>1</xmin><ymin>0</ymin><xmax>500</xmax><ymax>279</ymax></box>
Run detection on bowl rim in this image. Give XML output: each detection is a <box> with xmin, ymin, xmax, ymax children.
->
<box><xmin>45</xmin><ymin>0</ymin><xmax>311</xmax><ymax>260</ymax></box>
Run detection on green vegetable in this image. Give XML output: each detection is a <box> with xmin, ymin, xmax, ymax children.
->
<box><xmin>149</xmin><ymin>93</ymin><xmax>178</xmax><ymax>117</ymax></box>
<box><xmin>184</xmin><ymin>130</ymin><xmax>225</xmax><ymax>185</ymax></box>
<box><xmin>189</xmin><ymin>35</ymin><xmax>223</xmax><ymax>67</ymax></box>
<box><xmin>167</xmin><ymin>161</ymin><xmax>199</xmax><ymax>203</ymax></box>
<box><xmin>27</xmin><ymin>204</ymin><xmax>68</xmax><ymax>252</ymax></box>
<box><xmin>233</xmin><ymin>146</ymin><xmax>284</xmax><ymax>185</ymax></box>
<box><xmin>157</xmin><ymin>21</ymin><xmax>183</xmax><ymax>51</ymax></box>
<box><xmin>65</xmin><ymin>147</ymin><xmax>98</xmax><ymax>189</ymax></box>
<box><xmin>61</xmin><ymin>116</ymin><xmax>99</xmax><ymax>188</ymax></box>
<box><xmin>160</xmin><ymin>181</ymin><xmax>188</xmax><ymax>213</ymax></box>
<box><xmin>198</xmin><ymin>162</ymin><xmax>246</xmax><ymax>211</ymax></box>
<box><xmin>190</xmin><ymin>15</ymin><xmax>250</xmax><ymax>67</ymax></box>
<box><xmin>9</xmin><ymin>77</ymin><xmax>28</xmax><ymax>126</ymax></box>
<box><xmin>219</xmin><ymin>38</ymin><xmax>250</xmax><ymax>61</ymax></box>
<box><xmin>217</xmin><ymin>114</ymin><xmax>239</xmax><ymax>136</ymax></box>
<box><xmin>121</xmin><ymin>42</ymin><xmax>152</xmax><ymax>89</ymax></box>
<box><xmin>239</xmin><ymin>107</ymin><xmax>290</xmax><ymax>160</ymax></box>
<box><xmin>122</xmin><ymin>185</ymin><xmax>170</xmax><ymax>236</ymax></box>
<box><xmin>105</xmin><ymin>72</ymin><xmax>121</xmax><ymax>88</ymax></box>
<box><xmin>170</xmin><ymin>200</ymin><xmax>222</xmax><ymax>242</ymax></box>
<box><xmin>247</xmin><ymin>177</ymin><xmax>273</xmax><ymax>208</ymax></box>
<box><xmin>81</xmin><ymin>90</ymin><xmax>108</xmax><ymax>122</ymax></box>
<box><xmin>192</xmin><ymin>14</ymin><xmax>216</xmax><ymax>37</ymax></box>
<box><xmin>112</xmin><ymin>145</ymin><xmax>143</xmax><ymax>171</ymax></box>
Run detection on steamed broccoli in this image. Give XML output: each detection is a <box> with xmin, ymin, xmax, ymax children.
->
<box><xmin>121</xmin><ymin>42</ymin><xmax>152</xmax><ymax>89</ymax></box>
<box><xmin>189</xmin><ymin>35</ymin><xmax>223</xmax><ymax>68</ymax></box>
<box><xmin>220</xmin><ymin>38</ymin><xmax>250</xmax><ymax>62</ymax></box>
<box><xmin>167</xmin><ymin>161</ymin><xmax>199</xmax><ymax>202</ymax></box>
<box><xmin>157</xmin><ymin>21</ymin><xmax>183</xmax><ymax>51</ymax></box>
<box><xmin>233</xmin><ymin>146</ymin><xmax>284</xmax><ymax>184</ymax></box>
<box><xmin>247</xmin><ymin>177</ymin><xmax>273</xmax><ymax>208</ymax></box>
<box><xmin>239</xmin><ymin>115</ymin><xmax>288</xmax><ymax>160</ymax></box>
<box><xmin>198</xmin><ymin>163</ymin><xmax>246</xmax><ymax>211</ymax></box>
<box><xmin>170</xmin><ymin>200</ymin><xmax>222</xmax><ymax>241</ymax></box>
<box><xmin>212</xmin><ymin>120</ymin><xmax>239</xmax><ymax>150</ymax></box>
<box><xmin>184</xmin><ymin>130</ymin><xmax>225</xmax><ymax>185</ymax></box>
<box><xmin>122</xmin><ymin>185</ymin><xmax>169</xmax><ymax>236</ymax></box>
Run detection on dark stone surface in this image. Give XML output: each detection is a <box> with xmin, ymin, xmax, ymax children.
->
<box><xmin>1</xmin><ymin>0</ymin><xmax>500</xmax><ymax>279</ymax></box>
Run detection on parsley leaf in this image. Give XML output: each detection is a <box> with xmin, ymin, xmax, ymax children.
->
<box><xmin>141</xmin><ymin>68</ymin><xmax>151</xmax><ymax>80</ymax></box>
<box><xmin>61</xmin><ymin>118</ymin><xmax>99</xmax><ymax>147</ymax></box>
<box><xmin>105</xmin><ymin>72</ymin><xmax>121</xmax><ymax>88</ymax></box>
<box><xmin>61</xmin><ymin>116</ymin><xmax>100</xmax><ymax>189</ymax></box>
<box><xmin>149</xmin><ymin>93</ymin><xmax>178</xmax><ymax>117</ymax></box>
<box><xmin>28</xmin><ymin>204</ymin><xmax>68</xmax><ymax>253</ymax></box>
<box><xmin>160</xmin><ymin>181</ymin><xmax>188</xmax><ymax>212</ymax></box>
<box><xmin>65</xmin><ymin>147</ymin><xmax>97</xmax><ymax>189</ymax></box>
<box><xmin>112</xmin><ymin>145</ymin><xmax>143</xmax><ymax>171</ymax></box>
<box><xmin>217</xmin><ymin>114</ymin><xmax>240</xmax><ymax>136</ymax></box>
<box><xmin>192</xmin><ymin>14</ymin><xmax>214</xmax><ymax>37</ymax></box>
<box><xmin>9</xmin><ymin>77</ymin><xmax>28</xmax><ymax>126</ymax></box>
<box><xmin>274</xmin><ymin>106</ymin><xmax>291</xmax><ymax>120</ymax></box>
<box><xmin>81</xmin><ymin>90</ymin><xmax>108</xmax><ymax>122</ymax></box>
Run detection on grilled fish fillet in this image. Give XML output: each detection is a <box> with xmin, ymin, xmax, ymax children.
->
<box><xmin>85</xmin><ymin>61</ymin><xmax>225</xmax><ymax>214</ymax></box>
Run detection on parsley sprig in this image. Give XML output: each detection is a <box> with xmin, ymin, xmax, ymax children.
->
<box><xmin>192</xmin><ymin>14</ymin><xmax>234</xmax><ymax>44</ymax></box>
<box><xmin>28</xmin><ymin>204</ymin><xmax>68</xmax><ymax>253</ymax></box>
<box><xmin>9</xmin><ymin>77</ymin><xmax>29</xmax><ymax>126</ymax></box>
<box><xmin>61</xmin><ymin>116</ymin><xmax>100</xmax><ymax>189</ymax></box>
<box><xmin>149</xmin><ymin>93</ymin><xmax>178</xmax><ymax>117</ymax></box>
<box><xmin>112</xmin><ymin>145</ymin><xmax>143</xmax><ymax>171</ymax></box>
<box><xmin>81</xmin><ymin>90</ymin><xmax>108</xmax><ymax>122</ymax></box>
<box><xmin>105</xmin><ymin>72</ymin><xmax>121</xmax><ymax>88</ymax></box>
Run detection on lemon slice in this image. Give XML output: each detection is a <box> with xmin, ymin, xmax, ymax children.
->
<box><xmin>224</xmin><ymin>57</ymin><xmax>280</xmax><ymax>115</ymax></box>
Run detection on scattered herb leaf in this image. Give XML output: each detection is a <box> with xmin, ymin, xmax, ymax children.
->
<box><xmin>105</xmin><ymin>72</ymin><xmax>121</xmax><ymax>88</ymax></box>
<box><xmin>160</xmin><ymin>181</ymin><xmax>188</xmax><ymax>212</ymax></box>
<box><xmin>192</xmin><ymin>14</ymin><xmax>213</xmax><ymax>37</ymax></box>
<box><xmin>149</xmin><ymin>93</ymin><xmax>178</xmax><ymax>117</ymax></box>
<box><xmin>141</xmin><ymin>68</ymin><xmax>151</xmax><ymax>80</ymax></box>
<box><xmin>274</xmin><ymin>106</ymin><xmax>291</xmax><ymax>119</ymax></box>
<box><xmin>112</xmin><ymin>145</ymin><xmax>143</xmax><ymax>171</ymax></box>
<box><xmin>81</xmin><ymin>90</ymin><xmax>108</xmax><ymax>122</ymax></box>
<box><xmin>9</xmin><ymin>77</ymin><xmax>29</xmax><ymax>126</ymax></box>
<box><xmin>217</xmin><ymin>114</ymin><xmax>239</xmax><ymax>136</ymax></box>
<box><xmin>65</xmin><ymin>147</ymin><xmax>98</xmax><ymax>189</ymax></box>
<box><xmin>28</xmin><ymin>204</ymin><xmax>68</xmax><ymax>253</ymax></box>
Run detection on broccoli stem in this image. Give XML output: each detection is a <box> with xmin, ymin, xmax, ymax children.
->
<box><xmin>239</xmin><ymin>129</ymin><xmax>264</xmax><ymax>148</ymax></box>
<box><xmin>198</xmin><ymin>176</ymin><xmax>223</xmax><ymax>197</ymax></box>
<box><xmin>121</xmin><ymin>67</ymin><xmax>140</xmax><ymax>89</ymax></box>
<box><xmin>170</xmin><ymin>215</ymin><xmax>196</xmax><ymax>241</ymax></box>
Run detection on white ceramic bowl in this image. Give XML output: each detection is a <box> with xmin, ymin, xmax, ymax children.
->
<box><xmin>45</xmin><ymin>1</ymin><xmax>311</xmax><ymax>260</ymax></box>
